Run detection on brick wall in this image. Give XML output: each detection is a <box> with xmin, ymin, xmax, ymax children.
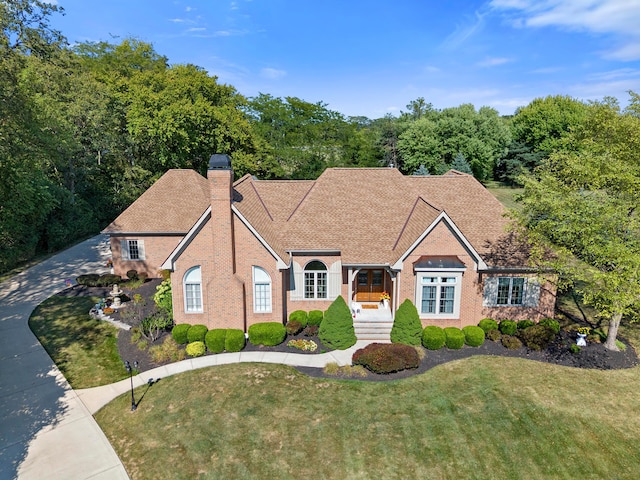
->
<box><xmin>109</xmin><ymin>235</ymin><xmax>182</xmax><ymax>279</ymax></box>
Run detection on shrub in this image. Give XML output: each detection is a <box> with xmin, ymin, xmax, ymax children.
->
<box><xmin>501</xmin><ymin>334</ymin><xmax>523</xmax><ymax>350</ymax></box>
<box><xmin>185</xmin><ymin>341</ymin><xmax>206</xmax><ymax>357</ymax></box>
<box><xmin>138</xmin><ymin>272</ymin><xmax>148</xmax><ymax>283</ymax></box>
<box><xmin>318</xmin><ymin>296</ymin><xmax>357</xmax><ymax>350</ymax></box>
<box><xmin>140</xmin><ymin>312</ymin><xmax>173</xmax><ymax>342</ymax></box>
<box><xmin>499</xmin><ymin>320</ymin><xmax>517</xmax><ymax>336</ymax></box>
<box><xmin>478</xmin><ymin>318</ymin><xmax>498</xmax><ymax>333</ymax></box>
<box><xmin>171</xmin><ymin>324</ymin><xmax>190</xmax><ymax>344</ymax></box>
<box><xmin>486</xmin><ymin>329</ymin><xmax>502</xmax><ymax>342</ymax></box>
<box><xmin>287</xmin><ymin>339</ymin><xmax>318</xmax><ymax>351</ymax></box>
<box><xmin>126</xmin><ymin>269</ymin><xmax>139</xmax><ymax>280</ymax></box>
<box><xmin>286</xmin><ymin>320</ymin><xmax>303</xmax><ymax>336</ymax></box>
<box><xmin>422</xmin><ymin>326</ymin><xmax>446</xmax><ymax>350</ymax></box>
<box><xmin>539</xmin><ymin>318</ymin><xmax>560</xmax><ymax>335</ymax></box>
<box><xmin>444</xmin><ymin>327</ymin><xmax>465</xmax><ymax>350</ymax></box>
<box><xmin>76</xmin><ymin>274</ymin><xmax>100</xmax><ymax>286</ymax></box>
<box><xmin>248</xmin><ymin>322</ymin><xmax>287</xmax><ymax>346</ymax></box>
<box><xmin>352</xmin><ymin>343</ymin><xmax>420</xmax><ymax>374</ymax></box>
<box><xmin>308</xmin><ymin>310</ymin><xmax>324</xmax><ymax>326</ymax></box>
<box><xmin>570</xmin><ymin>344</ymin><xmax>581</xmax><ymax>354</ymax></box>
<box><xmin>149</xmin><ymin>336</ymin><xmax>186</xmax><ymax>363</ymax></box>
<box><xmin>521</xmin><ymin>324</ymin><xmax>556</xmax><ymax>351</ymax></box>
<box><xmin>187</xmin><ymin>324</ymin><xmax>208</xmax><ymax>343</ymax></box>
<box><xmin>517</xmin><ymin>319</ymin><xmax>535</xmax><ymax>330</ymax></box>
<box><xmin>303</xmin><ymin>325</ymin><xmax>319</xmax><ymax>337</ymax></box>
<box><xmin>289</xmin><ymin>310</ymin><xmax>308</xmax><ymax>327</ymax></box>
<box><xmin>225</xmin><ymin>329</ymin><xmax>246</xmax><ymax>352</ymax></box>
<box><xmin>462</xmin><ymin>325</ymin><xmax>485</xmax><ymax>347</ymax></box>
<box><xmin>205</xmin><ymin>329</ymin><xmax>227</xmax><ymax>354</ymax></box>
<box><xmin>153</xmin><ymin>278</ymin><xmax>173</xmax><ymax>320</ymax></box>
<box><xmin>97</xmin><ymin>274</ymin><xmax>122</xmax><ymax>287</ymax></box>
<box><xmin>390</xmin><ymin>299</ymin><xmax>423</xmax><ymax>346</ymax></box>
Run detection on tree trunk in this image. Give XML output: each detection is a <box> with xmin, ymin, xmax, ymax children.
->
<box><xmin>603</xmin><ymin>312</ymin><xmax>622</xmax><ymax>351</ymax></box>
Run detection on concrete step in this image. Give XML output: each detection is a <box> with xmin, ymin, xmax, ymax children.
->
<box><xmin>355</xmin><ymin>333</ymin><xmax>392</xmax><ymax>342</ymax></box>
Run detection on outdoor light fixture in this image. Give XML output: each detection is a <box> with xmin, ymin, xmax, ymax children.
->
<box><xmin>124</xmin><ymin>360</ymin><xmax>138</xmax><ymax>411</ymax></box>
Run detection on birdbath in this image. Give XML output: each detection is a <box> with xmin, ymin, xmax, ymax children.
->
<box><xmin>110</xmin><ymin>284</ymin><xmax>123</xmax><ymax>308</ymax></box>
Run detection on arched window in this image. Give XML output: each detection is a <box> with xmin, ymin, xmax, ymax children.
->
<box><xmin>183</xmin><ymin>266</ymin><xmax>202</xmax><ymax>313</ymax></box>
<box><xmin>253</xmin><ymin>266</ymin><xmax>272</xmax><ymax>313</ymax></box>
<box><xmin>304</xmin><ymin>260</ymin><xmax>327</xmax><ymax>299</ymax></box>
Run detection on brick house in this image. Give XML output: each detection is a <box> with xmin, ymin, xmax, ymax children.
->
<box><xmin>103</xmin><ymin>154</ymin><xmax>556</xmax><ymax>338</ymax></box>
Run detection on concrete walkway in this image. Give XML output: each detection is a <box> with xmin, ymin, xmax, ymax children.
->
<box><xmin>0</xmin><ymin>235</ymin><xmax>129</xmax><ymax>480</ymax></box>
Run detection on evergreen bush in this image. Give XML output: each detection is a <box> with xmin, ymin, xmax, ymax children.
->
<box><xmin>352</xmin><ymin>343</ymin><xmax>420</xmax><ymax>374</ymax></box>
<box><xmin>318</xmin><ymin>296</ymin><xmax>357</xmax><ymax>350</ymax></box>
<box><xmin>289</xmin><ymin>310</ymin><xmax>308</xmax><ymax>327</ymax></box>
<box><xmin>501</xmin><ymin>334</ymin><xmax>523</xmax><ymax>350</ymax></box>
<box><xmin>486</xmin><ymin>329</ymin><xmax>502</xmax><ymax>342</ymax></box>
<box><xmin>171</xmin><ymin>324</ymin><xmax>190</xmax><ymax>344</ymax></box>
<box><xmin>390</xmin><ymin>299</ymin><xmax>423</xmax><ymax>346</ymax></box>
<box><xmin>187</xmin><ymin>324</ymin><xmax>208</xmax><ymax>343</ymax></box>
<box><xmin>478</xmin><ymin>318</ymin><xmax>498</xmax><ymax>333</ymax></box>
<box><xmin>97</xmin><ymin>274</ymin><xmax>122</xmax><ymax>286</ymax></box>
<box><xmin>539</xmin><ymin>318</ymin><xmax>560</xmax><ymax>335</ymax></box>
<box><xmin>520</xmin><ymin>324</ymin><xmax>555</xmax><ymax>351</ymax></box>
<box><xmin>517</xmin><ymin>319</ymin><xmax>535</xmax><ymax>330</ymax></box>
<box><xmin>422</xmin><ymin>326</ymin><xmax>446</xmax><ymax>350</ymax></box>
<box><xmin>248</xmin><ymin>322</ymin><xmax>286</xmax><ymax>346</ymax></box>
<box><xmin>205</xmin><ymin>329</ymin><xmax>226</xmax><ymax>353</ymax></box>
<box><xmin>499</xmin><ymin>320</ymin><xmax>517</xmax><ymax>336</ymax></box>
<box><xmin>444</xmin><ymin>327</ymin><xmax>465</xmax><ymax>349</ymax></box>
<box><xmin>462</xmin><ymin>325</ymin><xmax>485</xmax><ymax>347</ymax></box>
<box><xmin>126</xmin><ymin>269</ymin><xmax>139</xmax><ymax>280</ymax></box>
<box><xmin>185</xmin><ymin>341</ymin><xmax>205</xmax><ymax>357</ymax></box>
<box><xmin>225</xmin><ymin>329</ymin><xmax>246</xmax><ymax>352</ymax></box>
<box><xmin>76</xmin><ymin>274</ymin><xmax>100</xmax><ymax>286</ymax></box>
<box><xmin>308</xmin><ymin>310</ymin><xmax>324</xmax><ymax>326</ymax></box>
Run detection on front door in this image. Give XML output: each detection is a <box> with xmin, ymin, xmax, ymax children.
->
<box><xmin>355</xmin><ymin>269</ymin><xmax>384</xmax><ymax>302</ymax></box>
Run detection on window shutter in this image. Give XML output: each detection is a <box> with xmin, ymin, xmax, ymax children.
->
<box><xmin>327</xmin><ymin>261</ymin><xmax>342</xmax><ymax>300</ymax></box>
<box><xmin>138</xmin><ymin>240</ymin><xmax>146</xmax><ymax>260</ymax></box>
<box><xmin>120</xmin><ymin>240</ymin><xmax>129</xmax><ymax>260</ymax></box>
<box><xmin>289</xmin><ymin>261</ymin><xmax>304</xmax><ymax>301</ymax></box>
<box><xmin>523</xmin><ymin>278</ymin><xmax>540</xmax><ymax>307</ymax></box>
<box><xmin>482</xmin><ymin>276</ymin><xmax>498</xmax><ymax>307</ymax></box>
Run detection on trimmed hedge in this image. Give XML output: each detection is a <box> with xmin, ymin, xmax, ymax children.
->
<box><xmin>390</xmin><ymin>299</ymin><xmax>423</xmax><ymax>346</ymax></box>
<box><xmin>289</xmin><ymin>310</ymin><xmax>308</xmax><ymax>327</ymax></box>
<box><xmin>486</xmin><ymin>329</ymin><xmax>502</xmax><ymax>342</ymax></box>
<box><xmin>422</xmin><ymin>326</ymin><xmax>446</xmax><ymax>350</ymax></box>
<box><xmin>444</xmin><ymin>327</ymin><xmax>465</xmax><ymax>350</ymax></box>
<box><xmin>248</xmin><ymin>322</ymin><xmax>286</xmax><ymax>346</ymax></box>
<box><xmin>308</xmin><ymin>310</ymin><xmax>324</xmax><ymax>326</ymax></box>
<box><xmin>225</xmin><ymin>329</ymin><xmax>246</xmax><ymax>352</ymax></box>
<box><xmin>187</xmin><ymin>324</ymin><xmax>208</xmax><ymax>343</ymax></box>
<box><xmin>76</xmin><ymin>273</ymin><xmax>123</xmax><ymax>287</ymax></box>
<box><xmin>517</xmin><ymin>319</ymin><xmax>535</xmax><ymax>330</ymax></box>
<box><xmin>76</xmin><ymin>274</ymin><xmax>100</xmax><ymax>286</ymax></box>
<box><xmin>185</xmin><ymin>341</ymin><xmax>206</xmax><ymax>357</ymax></box>
<box><xmin>501</xmin><ymin>334</ymin><xmax>523</xmax><ymax>350</ymax></box>
<box><xmin>462</xmin><ymin>325</ymin><xmax>485</xmax><ymax>347</ymax></box>
<box><xmin>318</xmin><ymin>296</ymin><xmax>357</xmax><ymax>350</ymax></box>
<box><xmin>520</xmin><ymin>324</ymin><xmax>555</xmax><ymax>351</ymax></box>
<box><xmin>478</xmin><ymin>318</ymin><xmax>498</xmax><ymax>333</ymax></box>
<box><xmin>205</xmin><ymin>329</ymin><xmax>226</xmax><ymax>354</ymax></box>
<box><xmin>352</xmin><ymin>343</ymin><xmax>420</xmax><ymax>374</ymax></box>
<box><xmin>171</xmin><ymin>324</ymin><xmax>190</xmax><ymax>345</ymax></box>
<box><xmin>499</xmin><ymin>320</ymin><xmax>517</xmax><ymax>336</ymax></box>
<box><xmin>539</xmin><ymin>318</ymin><xmax>560</xmax><ymax>335</ymax></box>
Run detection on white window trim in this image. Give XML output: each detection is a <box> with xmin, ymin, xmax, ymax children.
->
<box><xmin>303</xmin><ymin>260</ymin><xmax>328</xmax><ymax>300</ymax></box>
<box><xmin>482</xmin><ymin>276</ymin><xmax>540</xmax><ymax>308</ymax></box>
<box><xmin>252</xmin><ymin>266</ymin><xmax>272</xmax><ymax>313</ymax></box>
<box><xmin>183</xmin><ymin>266</ymin><xmax>203</xmax><ymax>313</ymax></box>
<box><xmin>415</xmin><ymin>272</ymin><xmax>462</xmax><ymax>319</ymax></box>
<box><xmin>120</xmin><ymin>239</ymin><xmax>145</xmax><ymax>261</ymax></box>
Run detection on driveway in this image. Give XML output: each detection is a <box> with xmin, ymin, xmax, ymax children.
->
<box><xmin>0</xmin><ymin>235</ymin><xmax>129</xmax><ymax>480</ymax></box>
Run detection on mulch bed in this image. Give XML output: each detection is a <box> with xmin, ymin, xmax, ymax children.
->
<box><xmin>57</xmin><ymin>282</ymin><xmax>639</xmax><ymax>381</ymax></box>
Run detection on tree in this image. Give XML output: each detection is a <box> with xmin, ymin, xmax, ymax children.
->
<box><xmin>515</xmin><ymin>95</ymin><xmax>640</xmax><ymax>351</ymax></box>
<box><xmin>450</xmin><ymin>152</ymin><xmax>473</xmax><ymax>174</ymax></box>
<box><xmin>390</xmin><ymin>299</ymin><xmax>423</xmax><ymax>346</ymax></box>
<box><xmin>318</xmin><ymin>296</ymin><xmax>357</xmax><ymax>350</ymax></box>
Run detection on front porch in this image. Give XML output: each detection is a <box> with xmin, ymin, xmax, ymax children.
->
<box><xmin>351</xmin><ymin>302</ymin><xmax>393</xmax><ymax>342</ymax></box>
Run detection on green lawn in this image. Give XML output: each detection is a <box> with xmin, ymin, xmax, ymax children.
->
<box><xmin>95</xmin><ymin>359</ymin><xmax>640</xmax><ymax>480</ymax></box>
<box><xmin>485</xmin><ymin>180</ymin><xmax>524</xmax><ymax>211</ymax></box>
<box><xmin>28</xmin><ymin>296</ymin><xmax>128</xmax><ymax>388</ymax></box>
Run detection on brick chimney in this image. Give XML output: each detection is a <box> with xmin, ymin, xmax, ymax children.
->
<box><xmin>207</xmin><ymin>154</ymin><xmax>245</xmax><ymax>327</ymax></box>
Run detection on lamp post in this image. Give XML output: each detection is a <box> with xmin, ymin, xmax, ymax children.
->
<box><xmin>124</xmin><ymin>360</ymin><xmax>138</xmax><ymax>411</ymax></box>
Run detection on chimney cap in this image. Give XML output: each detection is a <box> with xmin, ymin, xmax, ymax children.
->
<box><xmin>208</xmin><ymin>154</ymin><xmax>232</xmax><ymax>170</ymax></box>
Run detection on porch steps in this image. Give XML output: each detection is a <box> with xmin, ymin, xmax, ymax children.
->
<box><xmin>353</xmin><ymin>313</ymin><xmax>394</xmax><ymax>342</ymax></box>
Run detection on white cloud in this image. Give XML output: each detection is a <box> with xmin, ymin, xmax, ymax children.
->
<box><xmin>187</xmin><ymin>27</ymin><xmax>206</xmax><ymax>32</ymax></box>
<box><xmin>260</xmin><ymin>68</ymin><xmax>286</xmax><ymax>80</ymax></box>
<box><xmin>441</xmin><ymin>10</ymin><xmax>488</xmax><ymax>49</ymax></box>
<box><xmin>476</xmin><ymin>57</ymin><xmax>512</xmax><ymax>67</ymax></box>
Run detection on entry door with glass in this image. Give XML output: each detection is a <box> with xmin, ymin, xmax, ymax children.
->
<box><xmin>355</xmin><ymin>269</ymin><xmax>384</xmax><ymax>302</ymax></box>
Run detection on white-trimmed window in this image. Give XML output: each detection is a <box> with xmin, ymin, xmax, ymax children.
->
<box><xmin>415</xmin><ymin>273</ymin><xmax>462</xmax><ymax>318</ymax></box>
<box><xmin>120</xmin><ymin>239</ymin><xmax>145</xmax><ymax>261</ymax></box>
<box><xmin>253</xmin><ymin>266</ymin><xmax>272</xmax><ymax>313</ymax></box>
<box><xmin>304</xmin><ymin>261</ymin><xmax>327</xmax><ymax>299</ymax></box>
<box><xmin>482</xmin><ymin>276</ymin><xmax>540</xmax><ymax>307</ymax></box>
<box><xmin>183</xmin><ymin>266</ymin><xmax>203</xmax><ymax>313</ymax></box>
<box><xmin>497</xmin><ymin>277</ymin><xmax>525</xmax><ymax>305</ymax></box>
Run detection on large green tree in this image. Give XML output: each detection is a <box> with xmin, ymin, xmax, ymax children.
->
<box><xmin>515</xmin><ymin>95</ymin><xmax>640</xmax><ymax>350</ymax></box>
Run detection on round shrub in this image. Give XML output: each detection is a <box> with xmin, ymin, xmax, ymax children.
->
<box><xmin>308</xmin><ymin>310</ymin><xmax>324</xmax><ymax>326</ymax></box>
<box><xmin>289</xmin><ymin>310</ymin><xmax>308</xmax><ymax>327</ymax></box>
<box><xmin>499</xmin><ymin>320</ymin><xmax>517</xmax><ymax>336</ymax></box>
<box><xmin>517</xmin><ymin>319</ymin><xmax>535</xmax><ymax>330</ymax></box>
<box><xmin>286</xmin><ymin>320</ymin><xmax>303</xmax><ymax>336</ymax></box>
<box><xmin>501</xmin><ymin>334</ymin><xmax>523</xmax><ymax>350</ymax></box>
<box><xmin>185</xmin><ymin>341</ymin><xmax>206</xmax><ymax>357</ymax></box>
<box><xmin>486</xmin><ymin>329</ymin><xmax>502</xmax><ymax>342</ymax></box>
<box><xmin>187</xmin><ymin>324</ymin><xmax>208</xmax><ymax>343</ymax></box>
<box><xmin>422</xmin><ymin>326</ymin><xmax>446</xmax><ymax>350</ymax></box>
<box><xmin>126</xmin><ymin>269</ymin><xmax>139</xmax><ymax>280</ymax></box>
<box><xmin>303</xmin><ymin>325</ymin><xmax>319</xmax><ymax>337</ymax></box>
<box><xmin>171</xmin><ymin>324</ymin><xmax>190</xmax><ymax>345</ymax></box>
<box><xmin>444</xmin><ymin>327</ymin><xmax>465</xmax><ymax>350</ymax></box>
<box><xmin>205</xmin><ymin>329</ymin><xmax>226</xmax><ymax>354</ymax></box>
<box><xmin>248</xmin><ymin>322</ymin><xmax>287</xmax><ymax>346</ymax></box>
<box><xmin>76</xmin><ymin>274</ymin><xmax>100</xmax><ymax>286</ymax></box>
<box><xmin>539</xmin><ymin>318</ymin><xmax>560</xmax><ymax>335</ymax></box>
<box><xmin>225</xmin><ymin>329</ymin><xmax>246</xmax><ymax>352</ymax></box>
<box><xmin>352</xmin><ymin>343</ymin><xmax>420</xmax><ymax>374</ymax></box>
<box><xmin>462</xmin><ymin>325</ymin><xmax>485</xmax><ymax>347</ymax></box>
<box><xmin>521</xmin><ymin>324</ymin><xmax>555</xmax><ymax>351</ymax></box>
<box><xmin>478</xmin><ymin>318</ymin><xmax>498</xmax><ymax>333</ymax></box>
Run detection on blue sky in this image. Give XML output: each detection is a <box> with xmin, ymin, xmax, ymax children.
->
<box><xmin>50</xmin><ymin>0</ymin><xmax>640</xmax><ymax>118</ymax></box>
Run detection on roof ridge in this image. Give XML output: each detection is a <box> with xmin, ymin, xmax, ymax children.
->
<box><xmin>286</xmin><ymin>181</ymin><xmax>317</xmax><ymax>222</ymax></box>
<box><xmin>392</xmin><ymin>197</ymin><xmax>441</xmax><ymax>251</ymax></box>
<box><xmin>250</xmin><ymin>181</ymin><xmax>274</xmax><ymax>221</ymax></box>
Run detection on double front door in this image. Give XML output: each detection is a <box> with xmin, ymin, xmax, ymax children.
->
<box><xmin>355</xmin><ymin>269</ymin><xmax>385</xmax><ymax>302</ymax></box>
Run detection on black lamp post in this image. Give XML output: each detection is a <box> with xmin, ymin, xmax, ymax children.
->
<box><xmin>124</xmin><ymin>360</ymin><xmax>138</xmax><ymax>411</ymax></box>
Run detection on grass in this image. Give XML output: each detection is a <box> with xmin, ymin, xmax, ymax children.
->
<box><xmin>485</xmin><ymin>180</ymin><xmax>524</xmax><ymax>211</ymax></box>
<box><xmin>96</xmin><ymin>359</ymin><xmax>640</xmax><ymax>480</ymax></box>
<box><xmin>28</xmin><ymin>296</ymin><xmax>128</xmax><ymax>389</ymax></box>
